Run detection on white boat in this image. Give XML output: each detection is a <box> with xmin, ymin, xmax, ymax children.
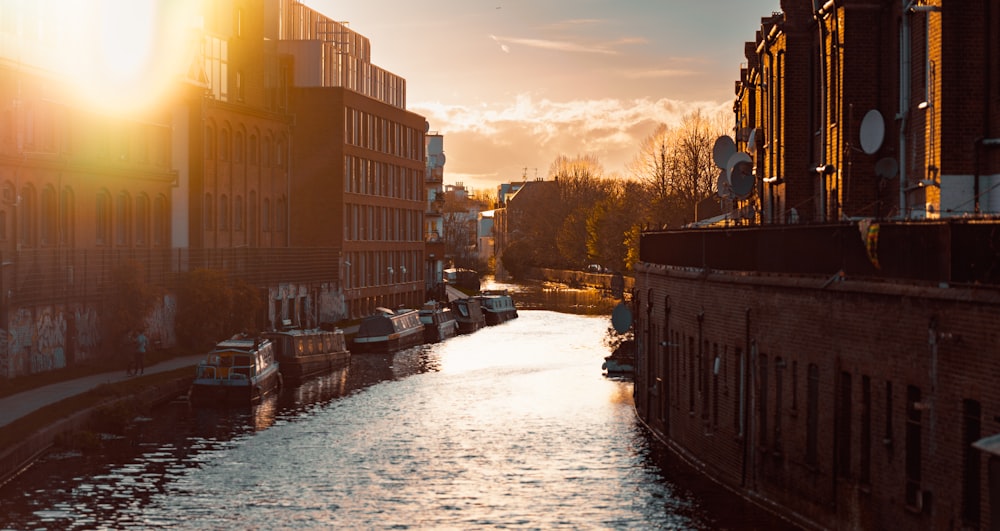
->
<box><xmin>190</xmin><ymin>337</ymin><xmax>282</xmax><ymax>404</ymax></box>
<box><xmin>418</xmin><ymin>301</ymin><xmax>459</xmax><ymax>343</ymax></box>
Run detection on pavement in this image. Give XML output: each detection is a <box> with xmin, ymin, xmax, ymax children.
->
<box><xmin>0</xmin><ymin>294</ymin><xmax>469</xmax><ymax>430</ymax></box>
<box><xmin>0</xmin><ymin>353</ymin><xmax>206</xmax><ymax>429</ymax></box>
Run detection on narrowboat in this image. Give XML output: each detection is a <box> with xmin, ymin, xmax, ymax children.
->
<box><xmin>263</xmin><ymin>327</ymin><xmax>350</xmax><ymax>381</ymax></box>
<box><xmin>351</xmin><ymin>307</ymin><xmax>424</xmax><ymax>353</ymax></box>
<box><xmin>473</xmin><ymin>290</ymin><xmax>518</xmax><ymax>326</ymax></box>
<box><xmin>190</xmin><ymin>337</ymin><xmax>282</xmax><ymax>404</ymax></box>
<box><xmin>418</xmin><ymin>301</ymin><xmax>459</xmax><ymax>343</ymax></box>
<box><xmin>449</xmin><ymin>296</ymin><xmax>486</xmax><ymax>334</ymax></box>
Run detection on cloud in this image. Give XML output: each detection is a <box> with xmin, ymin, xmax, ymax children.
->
<box><xmin>412</xmin><ymin>94</ymin><xmax>732</xmax><ymax>192</ymax></box>
<box><xmin>489</xmin><ymin>34</ymin><xmax>510</xmax><ymax>53</ymax></box>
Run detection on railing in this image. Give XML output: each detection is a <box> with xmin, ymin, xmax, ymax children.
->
<box><xmin>1</xmin><ymin>247</ymin><xmax>341</xmax><ymax>307</ymax></box>
<box><xmin>639</xmin><ymin>220</ymin><xmax>1000</xmax><ymax>285</ymax></box>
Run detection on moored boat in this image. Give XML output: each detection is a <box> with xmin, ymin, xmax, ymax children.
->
<box><xmin>473</xmin><ymin>290</ymin><xmax>518</xmax><ymax>326</ymax></box>
<box><xmin>601</xmin><ymin>339</ymin><xmax>635</xmax><ymax>377</ymax></box>
<box><xmin>351</xmin><ymin>307</ymin><xmax>424</xmax><ymax>353</ymax></box>
<box><xmin>449</xmin><ymin>296</ymin><xmax>486</xmax><ymax>334</ymax></box>
<box><xmin>418</xmin><ymin>300</ymin><xmax>459</xmax><ymax>343</ymax></box>
<box><xmin>263</xmin><ymin>327</ymin><xmax>350</xmax><ymax>381</ymax></box>
<box><xmin>190</xmin><ymin>336</ymin><xmax>282</xmax><ymax>404</ymax></box>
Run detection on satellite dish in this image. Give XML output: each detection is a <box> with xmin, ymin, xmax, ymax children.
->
<box><xmin>747</xmin><ymin>129</ymin><xmax>757</xmax><ymax>152</ymax></box>
<box><xmin>424</xmin><ymin>121</ymin><xmax>431</xmax><ymax>133</ymax></box>
<box><xmin>716</xmin><ymin>169</ymin><xmax>732</xmax><ymax>198</ymax></box>
<box><xmin>875</xmin><ymin>157</ymin><xmax>899</xmax><ymax>179</ymax></box>
<box><xmin>712</xmin><ymin>135</ymin><xmax>736</xmax><ymax>169</ymax></box>
<box><xmin>859</xmin><ymin>109</ymin><xmax>885</xmax><ymax>155</ymax></box>
<box><xmin>727</xmin><ymin>151</ymin><xmax>754</xmax><ymax>199</ymax></box>
<box><xmin>611</xmin><ymin>302</ymin><xmax>633</xmax><ymax>334</ymax></box>
<box><xmin>438</xmin><ymin>153</ymin><xmax>446</xmax><ymax>165</ymax></box>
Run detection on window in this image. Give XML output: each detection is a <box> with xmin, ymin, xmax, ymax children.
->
<box><xmin>205</xmin><ymin>125</ymin><xmax>215</xmax><ymax>159</ymax></box>
<box><xmin>905</xmin><ymin>385</ymin><xmax>923</xmax><ymax>508</ymax></box>
<box><xmin>759</xmin><ymin>354</ymin><xmax>768</xmax><ymax>449</ymax></box>
<box><xmin>837</xmin><ymin>371</ymin><xmax>852</xmax><ymax>478</ymax></box>
<box><xmin>806</xmin><ymin>364</ymin><xmax>819</xmax><ymax>467</ymax></box>
<box><xmin>249</xmin><ymin>134</ymin><xmax>258</xmax><ymax>164</ymax></box>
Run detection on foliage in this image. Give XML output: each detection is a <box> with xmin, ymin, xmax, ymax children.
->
<box><xmin>174</xmin><ymin>268</ymin><xmax>263</xmax><ymax>350</ymax></box>
<box><xmin>102</xmin><ymin>259</ymin><xmax>163</xmax><ymax>359</ymax></box>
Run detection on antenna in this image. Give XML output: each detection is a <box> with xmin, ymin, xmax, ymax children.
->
<box><xmin>859</xmin><ymin>109</ymin><xmax>885</xmax><ymax>155</ymax></box>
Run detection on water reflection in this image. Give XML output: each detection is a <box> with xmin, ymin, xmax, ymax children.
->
<box><xmin>0</xmin><ymin>309</ymin><xmax>795</xmax><ymax>530</ymax></box>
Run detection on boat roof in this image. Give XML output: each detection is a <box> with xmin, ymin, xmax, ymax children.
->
<box><xmin>212</xmin><ymin>338</ymin><xmax>269</xmax><ymax>352</ymax></box>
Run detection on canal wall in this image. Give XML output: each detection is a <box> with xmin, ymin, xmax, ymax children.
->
<box><xmin>0</xmin><ymin>376</ymin><xmax>192</xmax><ymax>488</ymax></box>
<box><xmin>528</xmin><ymin>268</ymin><xmax>634</xmax><ymax>293</ymax></box>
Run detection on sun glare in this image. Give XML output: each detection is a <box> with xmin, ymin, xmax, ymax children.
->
<box><xmin>50</xmin><ymin>0</ymin><xmax>199</xmax><ymax>115</ymax></box>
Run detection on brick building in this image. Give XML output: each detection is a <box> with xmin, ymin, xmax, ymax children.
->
<box><xmin>636</xmin><ymin>1</ymin><xmax>1000</xmax><ymax>530</ymax></box>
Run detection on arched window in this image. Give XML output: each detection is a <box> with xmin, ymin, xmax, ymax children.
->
<box><xmin>153</xmin><ymin>195</ymin><xmax>168</xmax><ymax>247</ymax></box>
<box><xmin>96</xmin><ymin>190</ymin><xmax>111</xmax><ymax>245</ymax></box>
<box><xmin>135</xmin><ymin>193</ymin><xmax>150</xmax><ymax>246</ymax></box>
<box><xmin>115</xmin><ymin>191</ymin><xmax>131</xmax><ymax>246</ymax></box>
<box><xmin>40</xmin><ymin>185</ymin><xmax>56</xmax><ymax>246</ymax></box>
<box><xmin>204</xmin><ymin>193</ymin><xmax>214</xmax><ymax>230</ymax></box>
<box><xmin>262</xmin><ymin>137</ymin><xmax>271</xmax><ymax>167</ymax></box>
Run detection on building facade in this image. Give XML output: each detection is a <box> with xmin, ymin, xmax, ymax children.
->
<box><xmin>635</xmin><ymin>1</ymin><xmax>1000</xmax><ymax>529</ymax></box>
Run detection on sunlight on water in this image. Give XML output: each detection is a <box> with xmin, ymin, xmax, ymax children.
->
<box><xmin>0</xmin><ymin>308</ymin><xmax>795</xmax><ymax>530</ymax></box>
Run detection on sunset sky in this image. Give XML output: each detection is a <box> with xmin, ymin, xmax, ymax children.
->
<box><xmin>307</xmin><ymin>0</ymin><xmax>782</xmax><ymax>193</ymax></box>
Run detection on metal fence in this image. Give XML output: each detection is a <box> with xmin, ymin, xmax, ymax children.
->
<box><xmin>2</xmin><ymin>247</ymin><xmax>341</xmax><ymax>307</ymax></box>
<box><xmin>639</xmin><ymin>220</ymin><xmax>1000</xmax><ymax>285</ymax></box>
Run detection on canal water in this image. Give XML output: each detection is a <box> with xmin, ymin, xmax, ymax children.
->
<box><xmin>0</xmin><ymin>286</ymin><xmax>797</xmax><ymax>530</ymax></box>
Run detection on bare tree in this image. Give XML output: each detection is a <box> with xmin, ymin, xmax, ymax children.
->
<box><xmin>628</xmin><ymin>110</ymin><xmax>727</xmax><ymax>226</ymax></box>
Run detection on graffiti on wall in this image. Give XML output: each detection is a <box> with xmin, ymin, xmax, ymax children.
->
<box><xmin>145</xmin><ymin>294</ymin><xmax>177</xmax><ymax>350</ymax></box>
<box><xmin>34</xmin><ymin>308</ymin><xmax>67</xmax><ymax>373</ymax></box>
<box><xmin>75</xmin><ymin>306</ymin><xmax>100</xmax><ymax>362</ymax></box>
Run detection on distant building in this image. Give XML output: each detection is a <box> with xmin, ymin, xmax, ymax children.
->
<box><xmin>477</xmin><ymin>210</ymin><xmax>495</xmax><ymax>264</ymax></box>
<box><xmin>425</xmin><ymin>133</ymin><xmax>446</xmax><ymax>297</ymax></box>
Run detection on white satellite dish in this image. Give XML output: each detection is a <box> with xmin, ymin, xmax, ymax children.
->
<box><xmin>727</xmin><ymin>151</ymin><xmax>754</xmax><ymax>199</ymax></box>
<box><xmin>859</xmin><ymin>109</ymin><xmax>885</xmax><ymax>155</ymax></box>
<box><xmin>713</xmin><ymin>135</ymin><xmax>736</xmax><ymax>169</ymax></box>
<box><xmin>747</xmin><ymin>129</ymin><xmax>757</xmax><ymax>152</ymax></box>
<box><xmin>438</xmin><ymin>153</ymin><xmax>446</xmax><ymax>165</ymax></box>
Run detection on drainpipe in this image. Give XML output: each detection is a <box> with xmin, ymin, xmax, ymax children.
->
<box><xmin>898</xmin><ymin>0</ymin><xmax>920</xmax><ymax>218</ymax></box>
<box><xmin>815</xmin><ymin>3</ymin><xmax>832</xmax><ymax>222</ymax></box>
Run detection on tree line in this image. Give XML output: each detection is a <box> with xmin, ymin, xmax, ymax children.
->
<box><xmin>500</xmin><ymin>110</ymin><xmax>728</xmax><ymax>279</ymax></box>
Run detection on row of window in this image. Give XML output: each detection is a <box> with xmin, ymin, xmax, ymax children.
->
<box><xmin>343</xmin><ymin>204</ymin><xmax>422</xmax><ymax>242</ymax></box>
<box><xmin>0</xmin><ymin>185</ymin><xmax>169</xmax><ymax>248</ymax></box>
<box><xmin>344</xmin><ymin>155</ymin><xmax>423</xmax><ymax>200</ymax></box>
<box><xmin>344</xmin><ymin>108</ymin><xmax>422</xmax><ymax>160</ymax></box>
<box><xmin>650</xmin><ymin>326</ymin><xmax>982</xmax><ymax>526</ymax></box>
<box><xmin>205</xmin><ymin>123</ymin><xmax>288</xmax><ymax>168</ymax></box>
<box><xmin>203</xmin><ymin>192</ymin><xmax>285</xmax><ymax>234</ymax></box>
<box><xmin>342</xmin><ymin>249</ymin><xmax>421</xmax><ymax>290</ymax></box>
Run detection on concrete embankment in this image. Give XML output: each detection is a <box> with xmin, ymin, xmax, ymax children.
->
<box><xmin>0</xmin><ymin>375</ymin><xmax>192</xmax><ymax>488</ymax></box>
